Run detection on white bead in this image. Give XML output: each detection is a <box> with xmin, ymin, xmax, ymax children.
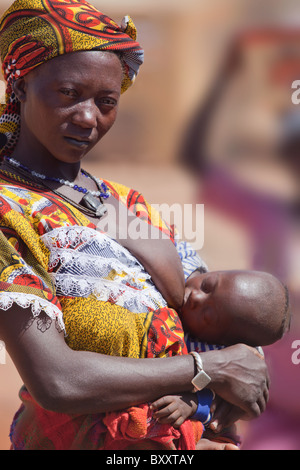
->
<box><xmin>5</xmin><ymin>157</ymin><xmax>110</xmax><ymax>201</ymax></box>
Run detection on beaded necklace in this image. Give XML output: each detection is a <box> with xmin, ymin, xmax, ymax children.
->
<box><xmin>4</xmin><ymin>156</ymin><xmax>110</xmax><ymax>198</ymax></box>
<box><xmin>3</xmin><ymin>156</ymin><xmax>110</xmax><ymax>218</ymax></box>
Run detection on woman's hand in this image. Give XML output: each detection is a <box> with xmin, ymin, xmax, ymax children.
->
<box><xmin>209</xmin><ymin>396</ymin><xmax>245</xmax><ymax>432</ymax></box>
<box><xmin>201</xmin><ymin>343</ymin><xmax>269</xmax><ymax>420</ymax></box>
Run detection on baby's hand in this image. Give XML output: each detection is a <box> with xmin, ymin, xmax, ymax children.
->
<box><xmin>150</xmin><ymin>393</ymin><xmax>197</xmax><ymax>428</ymax></box>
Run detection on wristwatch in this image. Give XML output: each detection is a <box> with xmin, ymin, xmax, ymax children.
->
<box><xmin>189</xmin><ymin>351</ymin><xmax>211</xmax><ymax>392</ymax></box>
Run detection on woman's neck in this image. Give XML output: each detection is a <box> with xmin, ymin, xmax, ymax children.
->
<box><xmin>12</xmin><ymin>134</ymin><xmax>81</xmax><ymax>182</ymax></box>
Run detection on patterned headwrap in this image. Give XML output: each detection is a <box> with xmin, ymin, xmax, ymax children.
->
<box><xmin>0</xmin><ymin>0</ymin><xmax>144</xmax><ymax>156</ymax></box>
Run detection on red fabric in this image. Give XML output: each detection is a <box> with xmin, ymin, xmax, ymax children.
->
<box><xmin>103</xmin><ymin>403</ymin><xmax>203</xmax><ymax>450</ymax></box>
<box><xmin>11</xmin><ymin>388</ymin><xmax>203</xmax><ymax>450</ymax></box>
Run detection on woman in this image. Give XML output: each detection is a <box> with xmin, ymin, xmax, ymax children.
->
<box><xmin>0</xmin><ymin>0</ymin><xmax>269</xmax><ymax>450</ymax></box>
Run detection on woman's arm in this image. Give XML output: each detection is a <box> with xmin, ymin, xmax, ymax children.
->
<box><xmin>0</xmin><ymin>305</ymin><xmax>269</xmax><ymax>417</ymax></box>
<box><xmin>100</xmin><ymin>196</ymin><xmax>185</xmax><ymax>310</ymax></box>
<box><xmin>0</xmin><ymin>305</ymin><xmax>195</xmax><ymax>414</ymax></box>
<box><xmin>125</xmin><ymin>236</ymin><xmax>185</xmax><ymax>310</ymax></box>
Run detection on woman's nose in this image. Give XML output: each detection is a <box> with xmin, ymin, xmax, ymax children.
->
<box><xmin>71</xmin><ymin>100</ymin><xmax>99</xmax><ymax>128</ymax></box>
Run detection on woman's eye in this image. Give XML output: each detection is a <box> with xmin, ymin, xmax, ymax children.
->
<box><xmin>60</xmin><ymin>88</ymin><xmax>77</xmax><ymax>98</ymax></box>
<box><xmin>99</xmin><ymin>97</ymin><xmax>117</xmax><ymax>108</ymax></box>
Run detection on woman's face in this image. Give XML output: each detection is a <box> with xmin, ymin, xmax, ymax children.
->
<box><xmin>16</xmin><ymin>50</ymin><xmax>123</xmax><ymax>166</ymax></box>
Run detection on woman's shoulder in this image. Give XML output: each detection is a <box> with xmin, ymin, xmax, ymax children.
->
<box><xmin>104</xmin><ymin>178</ymin><xmax>153</xmax><ymax>218</ymax></box>
<box><xmin>104</xmin><ymin>179</ymin><xmax>144</xmax><ymax>203</ymax></box>
<box><xmin>104</xmin><ymin>178</ymin><xmax>174</xmax><ymax>240</ymax></box>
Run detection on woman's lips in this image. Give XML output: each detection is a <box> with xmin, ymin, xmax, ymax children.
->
<box><xmin>64</xmin><ymin>136</ymin><xmax>91</xmax><ymax>148</ymax></box>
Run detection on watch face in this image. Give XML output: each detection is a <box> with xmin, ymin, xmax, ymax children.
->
<box><xmin>192</xmin><ymin>370</ymin><xmax>211</xmax><ymax>391</ymax></box>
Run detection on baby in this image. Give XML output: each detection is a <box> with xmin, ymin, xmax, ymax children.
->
<box><xmin>181</xmin><ymin>268</ymin><xmax>290</xmax><ymax>348</ymax></box>
<box><xmin>151</xmin><ymin>268</ymin><xmax>290</xmax><ymax>435</ymax></box>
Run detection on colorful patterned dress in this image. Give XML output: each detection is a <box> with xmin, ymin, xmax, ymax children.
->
<box><xmin>0</xmin><ymin>169</ymin><xmax>203</xmax><ymax>450</ymax></box>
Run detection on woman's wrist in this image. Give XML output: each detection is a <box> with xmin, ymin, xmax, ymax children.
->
<box><xmin>198</xmin><ymin>349</ymin><xmax>225</xmax><ymax>388</ymax></box>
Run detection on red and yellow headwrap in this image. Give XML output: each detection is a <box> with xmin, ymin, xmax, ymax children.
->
<box><xmin>0</xmin><ymin>0</ymin><xmax>144</xmax><ymax>156</ymax></box>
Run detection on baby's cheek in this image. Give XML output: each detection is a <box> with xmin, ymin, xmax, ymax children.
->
<box><xmin>182</xmin><ymin>309</ymin><xmax>201</xmax><ymax>337</ymax></box>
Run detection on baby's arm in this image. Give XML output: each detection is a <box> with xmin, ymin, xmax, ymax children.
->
<box><xmin>151</xmin><ymin>392</ymin><xmax>198</xmax><ymax>428</ymax></box>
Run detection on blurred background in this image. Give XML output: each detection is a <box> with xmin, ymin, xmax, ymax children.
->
<box><xmin>0</xmin><ymin>0</ymin><xmax>299</xmax><ymax>450</ymax></box>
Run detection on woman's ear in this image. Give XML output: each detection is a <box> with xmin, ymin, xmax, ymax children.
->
<box><xmin>13</xmin><ymin>78</ymin><xmax>27</xmax><ymax>102</ymax></box>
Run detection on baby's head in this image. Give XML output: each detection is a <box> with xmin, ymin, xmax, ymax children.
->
<box><xmin>180</xmin><ymin>269</ymin><xmax>290</xmax><ymax>347</ymax></box>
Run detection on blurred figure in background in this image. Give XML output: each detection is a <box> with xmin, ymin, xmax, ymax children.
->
<box><xmin>180</xmin><ymin>28</ymin><xmax>300</xmax><ymax>450</ymax></box>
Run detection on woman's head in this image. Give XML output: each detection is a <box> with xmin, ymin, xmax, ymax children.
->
<box><xmin>0</xmin><ymin>0</ymin><xmax>144</xmax><ymax>157</ymax></box>
<box><xmin>13</xmin><ymin>50</ymin><xmax>123</xmax><ymax>165</ymax></box>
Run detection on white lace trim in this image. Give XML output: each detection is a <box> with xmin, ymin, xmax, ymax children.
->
<box><xmin>47</xmin><ymin>248</ymin><xmax>147</xmax><ymax>284</ymax></box>
<box><xmin>51</xmin><ymin>274</ymin><xmax>165</xmax><ymax>313</ymax></box>
<box><xmin>41</xmin><ymin>225</ymin><xmax>167</xmax><ymax>313</ymax></box>
<box><xmin>43</xmin><ymin>226</ymin><xmax>148</xmax><ymax>275</ymax></box>
<box><xmin>42</xmin><ymin>225</ymin><xmax>136</xmax><ymax>256</ymax></box>
<box><xmin>0</xmin><ymin>292</ymin><xmax>65</xmax><ymax>331</ymax></box>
